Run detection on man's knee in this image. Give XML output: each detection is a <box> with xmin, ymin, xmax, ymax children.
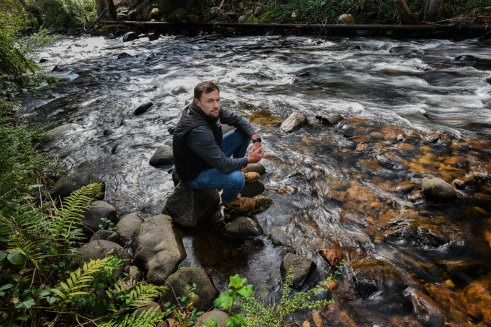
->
<box><xmin>228</xmin><ymin>170</ymin><xmax>245</xmax><ymax>189</ymax></box>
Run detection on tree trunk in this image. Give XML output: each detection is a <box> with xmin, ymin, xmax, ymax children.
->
<box><xmin>95</xmin><ymin>0</ymin><xmax>116</xmax><ymax>20</ymax></box>
<box><xmin>393</xmin><ymin>0</ymin><xmax>416</xmax><ymax>24</ymax></box>
<box><xmin>424</xmin><ymin>0</ymin><xmax>441</xmax><ymax>22</ymax></box>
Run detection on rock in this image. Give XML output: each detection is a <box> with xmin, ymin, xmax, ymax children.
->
<box><xmin>76</xmin><ymin>240</ymin><xmax>131</xmax><ymax>265</ymax></box>
<box><xmin>83</xmin><ymin>200</ymin><xmax>117</xmax><ymax>234</ymax></box>
<box><xmin>280</xmin><ymin>253</ymin><xmax>315</xmax><ymax>289</ymax></box>
<box><xmin>408</xmin><ymin>190</ymin><xmax>423</xmax><ymax>202</ymax></box>
<box><xmin>148</xmin><ymin>33</ymin><xmax>160</xmax><ymax>41</ymax></box>
<box><xmin>163</xmin><ymin>182</ymin><xmax>220</xmax><ymax>227</ymax></box>
<box><xmin>337</xmin><ymin>14</ymin><xmax>355</xmax><ymax>24</ymax></box>
<box><xmin>39</xmin><ymin>58</ymin><xmax>48</xmax><ymax>63</ymax></box>
<box><xmin>404</xmin><ymin>287</ymin><xmax>445</xmax><ymax>327</ymax></box>
<box><xmin>238</xmin><ymin>14</ymin><xmax>250</xmax><ymax>23</ymax></box>
<box><xmin>395</xmin><ymin>181</ymin><xmax>418</xmax><ymax>193</ymax></box>
<box><xmin>319</xmin><ymin>248</ymin><xmax>343</xmax><ymax>267</ymax></box>
<box><xmin>134</xmin><ymin>214</ymin><xmax>186</xmax><ymax>285</ymax></box>
<box><xmin>221</xmin><ymin>217</ymin><xmax>263</xmax><ymax>239</ymax></box>
<box><xmin>422</xmin><ymin>132</ymin><xmax>449</xmax><ymax>145</ymax></box>
<box><xmin>425</xmin><ymin>283</ymin><xmax>470</xmax><ymax>324</ymax></box>
<box><xmin>243</xmin><ymin>163</ymin><xmax>266</xmax><ymax>176</ymax></box>
<box><xmin>90</xmin><ymin>229</ymin><xmax>119</xmax><ymax>243</ymax></box>
<box><xmin>116</xmin><ymin>213</ymin><xmax>143</xmax><ymax>243</ymax></box>
<box><xmin>122</xmin><ymin>31</ymin><xmax>138</xmax><ymax>42</ymax></box>
<box><xmin>117</xmin><ymin>13</ymin><xmax>128</xmax><ymax>21</ymax></box>
<box><xmin>383</xmin><ymin>215</ymin><xmax>464</xmax><ymax>251</ymax></box>
<box><xmin>315</xmin><ymin>114</ymin><xmax>343</xmax><ymax>126</ymax></box>
<box><xmin>452</xmin><ymin>179</ymin><xmax>466</xmax><ymax>189</ymax></box>
<box><xmin>254</xmin><ymin>5</ymin><xmax>265</xmax><ymax>16</ymax></box>
<box><xmin>421</xmin><ymin>177</ymin><xmax>456</xmax><ymax>200</ymax></box>
<box><xmin>240</xmin><ymin>180</ymin><xmax>265</xmax><ymax>198</ymax></box>
<box><xmin>195</xmin><ymin>310</ymin><xmax>229</xmax><ymax>326</ymax></box>
<box><xmin>486</xmin><ymin>76</ymin><xmax>491</xmax><ymax>84</ymax></box>
<box><xmin>128</xmin><ymin>265</ymin><xmax>142</xmax><ymax>280</ymax></box>
<box><xmin>351</xmin><ymin>259</ymin><xmax>408</xmax><ymax>299</ymax></box>
<box><xmin>50</xmin><ymin>171</ymin><xmax>105</xmax><ymax>200</ymax></box>
<box><xmin>253</xmin><ymin>194</ymin><xmax>274</xmax><ymax>213</ymax></box>
<box><xmin>281</xmin><ymin>112</ymin><xmax>307</xmax><ymax>132</ymax></box>
<box><xmin>161</xmin><ymin>267</ymin><xmax>218</xmax><ymax>311</ymax></box>
<box><xmin>117</xmin><ymin>52</ymin><xmax>133</xmax><ymax>59</ymax></box>
<box><xmin>171</xmin><ymin>168</ymin><xmax>180</xmax><ymax>186</ymax></box>
<box><xmin>149</xmin><ymin>145</ymin><xmax>174</xmax><ymax>166</ymax></box>
<box><xmin>460</xmin><ymin>274</ymin><xmax>491</xmax><ymax>325</ymax></box>
<box><xmin>135</xmin><ymin>301</ymin><xmax>162</xmax><ymax>318</ymax></box>
<box><xmin>133</xmin><ymin>102</ymin><xmax>153</xmax><ymax>115</ymax></box>
<box><xmin>149</xmin><ymin>7</ymin><xmax>159</xmax><ymax>19</ymax></box>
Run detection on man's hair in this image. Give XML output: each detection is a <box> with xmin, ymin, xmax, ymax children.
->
<box><xmin>194</xmin><ymin>81</ymin><xmax>219</xmax><ymax>101</ymax></box>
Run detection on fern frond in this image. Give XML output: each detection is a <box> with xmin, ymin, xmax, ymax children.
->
<box><xmin>52</xmin><ymin>257</ymin><xmax>109</xmax><ymax>306</ymax></box>
<box><xmin>48</xmin><ymin>183</ymin><xmax>102</xmax><ymax>247</ymax></box>
<box><xmin>8</xmin><ymin>231</ymin><xmax>44</xmax><ymax>269</ymax></box>
<box><xmin>125</xmin><ymin>284</ymin><xmax>166</xmax><ymax>308</ymax></box>
<box><xmin>99</xmin><ymin>307</ymin><xmax>167</xmax><ymax>327</ymax></box>
<box><xmin>107</xmin><ymin>277</ymin><xmax>138</xmax><ymax>299</ymax></box>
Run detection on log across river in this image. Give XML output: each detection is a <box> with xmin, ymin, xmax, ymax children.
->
<box><xmin>18</xmin><ymin>33</ymin><xmax>491</xmax><ymax>326</ymax></box>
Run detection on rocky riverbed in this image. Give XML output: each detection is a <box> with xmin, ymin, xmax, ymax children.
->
<box><xmin>17</xmin><ymin>33</ymin><xmax>491</xmax><ymax>326</ymax></box>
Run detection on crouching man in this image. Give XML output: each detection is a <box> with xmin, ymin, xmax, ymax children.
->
<box><xmin>172</xmin><ymin>81</ymin><xmax>264</xmax><ymax>213</ymax></box>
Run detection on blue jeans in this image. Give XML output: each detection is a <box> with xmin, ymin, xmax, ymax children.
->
<box><xmin>187</xmin><ymin>129</ymin><xmax>250</xmax><ymax>202</ymax></box>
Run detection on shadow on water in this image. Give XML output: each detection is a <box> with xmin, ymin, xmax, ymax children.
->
<box><xmin>17</xmin><ymin>34</ymin><xmax>491</xmax><ymax>326</ymax></box>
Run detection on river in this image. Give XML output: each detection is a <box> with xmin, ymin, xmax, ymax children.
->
<box><xmin>18</xmin><ymin>33</ymin><xmax>491</xmax><ymax>326</ymax></box>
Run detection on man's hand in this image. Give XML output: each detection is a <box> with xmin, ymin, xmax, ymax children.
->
<box><xmin>250</xmin><ymin>140</ymin><xmax>262</xmax><ymax>154</ymax></box>
<box><xmin>247</xmin><ymin>146</ymin><xmax>264</xmax><ymax>163</ymax></box>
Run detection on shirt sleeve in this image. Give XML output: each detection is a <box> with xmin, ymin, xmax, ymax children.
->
<box><xmin>186</xmin><ymin>126</ymin><xmax>248</xmax><ymax>174</ymax></box>
<box><xmin>220</xmin><ymin>108</ymin><xmax>256</xmax><ymax>138</ymax></box>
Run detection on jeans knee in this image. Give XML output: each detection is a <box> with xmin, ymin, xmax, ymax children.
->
<box><xmin>229</xmin><ymin>170</ymin><xmax>245</xmax><ymax>189</ymax></box>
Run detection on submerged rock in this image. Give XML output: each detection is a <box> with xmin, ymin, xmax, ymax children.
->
<box><xmin>221</xmin><ymin>216</ymin><xmax>263</xmax><ymax>239</ymax></box>
<box><xmin>316</xmin><ymin>114</ymin><xmax>343</xmax><ymax>126</ymax></box>
<box><xmin>281</xmin><ymin>112</ymin><xmax>307</xmax><ymax>132</ymax></box>
<box><xmin>163</xmin><ymin>182</ymin><xmax>220</xmax><ymax>227</ymax></box>
<box><xmin>351</xmin><ymin>259</ymin><xmax>409</xmax><ymax>299</ymax></box>
<box><xmin>160</xmin><ymin>267</ymin><xmax>218</xmax><ymax>311</ymax></box>
<box><xmin>281</xmin><ymin>253</ymin><xmax>315</xmax><ymax>289</ymax></box>
<box><xmin>133</xmin><ymin>102</ymin><xmax>153</xmax><ymax>115</ymax></box>
<box><xmin>460</xmin><ymin>274</ymin><xmax>491</xmax><ymax>325</ymax></box>
<box><xmin>404</xmin><ymin>287</ymin><xmax>444</xmax><ymax>327</ymax></box>
<box><xmin>122</xmin><ymin>31</ymin><xmax>138</xmax><ymax>42</ymax></box>
<box><xmin>134</xmin><ymin>214</ymin><xmax>186</xmax><ymax>285</ymax></box>
<box><xmin>425</xmin><ymin>283</ymin><xmax>471</xmax><ymax>324</ymax></box>
<box><xmin>421</xmin><ymin>177</ymin><xmax>456</xmax><ymax>200</ymax></box>
<box><xmin>149</xmin><ymin>145</ymin><xmax>174</xmax><ymax>166</ymax></box>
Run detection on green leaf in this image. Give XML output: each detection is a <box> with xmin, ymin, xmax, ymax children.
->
<box><xmin>225</xmin><ymin>314</ymin><xmax>245</xmax><ymax>327</ymax></box>
<box><xmin>229</xmin><ymin>274</ymin><xmax>246</xmax><ymax>289</ymax></box>
<box><xmin>46</xmin><ymin>297</ymin><xmax>58</xmax><ymax>305</ymax></box>
<box><xmin>0</xmin><ymin>250</ymin><xmax>7</xmax><ymax>261</ymax></box>
<box><xmin>214</xmin><ymin>292</ymin><xmax>234</xmax><ymax>311</ymax></box>
<box><xmin>236</xmin><ymin>284</ymin><xmax>254</xmax><ymax>298</ymax></box>
<box><xmin>7</xmin><ymin>252</ymin><xmax>26</xmax><ymax>265</ymax></box>
<box><xmin>202</xmin><ymin>317</ymin><xmax>218</xmax><ymax>327</ymax></box>
<box><xmin>16</xmin><ymin>297</ymin><xmax>36</xmax><ymax>309</ymax></box>
<box><xmin>0</xmin><ymin>284</ymin><xmax>14</xmax><ymax>291</ymax></box>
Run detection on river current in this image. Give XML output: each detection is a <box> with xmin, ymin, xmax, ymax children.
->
<box><xmin>18</xmin><ymin>34</ymin><xmax>491</xmax><ymax>326</ymax></box>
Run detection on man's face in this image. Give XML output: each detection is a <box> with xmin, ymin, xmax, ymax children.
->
<box><xmin>195</xmin><ymin>89</ymin><xmax>220</xmax><ymax>118</ymax></box>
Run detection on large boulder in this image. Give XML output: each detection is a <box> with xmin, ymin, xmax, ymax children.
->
<box><xmin>221</xmin><ymin>217</ymin><xmax>263</xmax><ymax>239</ymax></box>
<box><xmin>160</xmin><ymin>267</ymin><xmax>218</xmax><ymax>311</ymax></box>
<box><xmin>149</xmin><ymin>145</ymin><xmax>174</xmax><ymax>166</ymax></box>
<box><xmin>280</xmin><ymin>253</ymin><xmax>315</xmax><ymax>289</ymax></box>
<box><xmin>134</xmin><ymin>214</ymin><xmax>186</xmax><ymax>285</ymax></box>
<box><xmin>195</xmin><ymin>310</ymin><xmax>229</xmax><ymax>326</ymax></box>
<box><xmin>83</xmin><ymin>200</ymin><xmax>117</xmax><ymax>234</ymax></box>
<box><xmin>280</xmin><ymin>112</ymin><xmax>307</xmax><ymax>133</ymax></box>
<box><xmin>422</xmin><ymin>177</ymin><xmax>456</xmax><ymax>200</ymax></box>
<box><xmin>163</xmin><ymin>182</ymin><xmax>220</xmax><ymax>227</ymax></box>
<box><xmin>75</xmin><ymin>240</ymin><xmax>131</xmax><ymax>266</ymax></box>
<box><xmin>116</xmin><ymin>213</ymin><xmax>144</xmax><ymax>243</ymax></box>
<box><xmin>50</xmin><ymin>171</ymin><xmax>105</xmax><ymax>200</ymax></box>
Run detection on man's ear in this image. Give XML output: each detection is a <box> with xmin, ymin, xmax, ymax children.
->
<box><xmin>194</xmin><ymin>98</ymin><xmax>200</xmax><ymax>107</ymax></box>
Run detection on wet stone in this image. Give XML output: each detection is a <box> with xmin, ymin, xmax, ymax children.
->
<box><xmin>83</xmin><ymin>200</ymin><xmax>117</xmax><ymax>234</ymax></box>
<box><xmin>240</xmin><ymin>180</ymin><xmax>265</xmax><ymax>198</ymax></box>
<box><xmin>116</xmin><ymin>213</ymin><xmax>143</xmax><ymax>245</ymax></box>
<box><xmin>50</xmin><ymin>171</ymin><xmax>105</xmax><ymax>200</ymax></box>
<box><xmin>281</xmin><ymin>112</ymin><xmax>307</xmax><ymax>132</ymax></box>
<box><xmin>76</xmin><ymin>240</ymin><xmax>131</xmax><ymax>267</ymax></box>
<box><xmin>221</xmin><ymin>216</ymin><xmax>263</xmax><ymax>239</ymax></box>
<box><xmin>122</xmin><ymin>31</ymin><xmax>138</xmax><ymax>42</ymax></box>
<box><xmin>281</xmin><ymin>253</ymin><xmax>315</xmax><ymax>289</ymax></box>
<box><xmin>149</xmin><ymin>145</ymin><xmax>174</xmax><ymax>166</ymax></box>
<box><xmin>90</xmin><ymin>229</ymin><xmax>119</xmax><ymax>243</ymax></box>
<box><xmin>395</xmin><ymin>181</ymin><xmax>418</xmax><ymax>193</ymax></box>
<box><xmin>460</xmin><ymin>274</ymin><xmax>491</xmax><ymax>325</ymax></box>
<box><xmin>244</xmin><ymin>163</ymin><xmax>266</xmax><ymax>175</ymax></box>
<box><xmin>425</xmin><ymin>283</ymin><xmax>470</xmax><ymax>324</ymax></box>
<box><xmin>319</xmin><ymin>248</ymin><xmax>343</xmax><ymax>267</ymax></box>
<box><xmin>403</xmin><ymin>287</ymin><xmax>444</xmax><ymax>327</ymax></box>
<box><xmin>315</xmin><ymin>114</ymin><xmax>343</xmax><ymax>126</ymax></box>
<box><xmin>133</xmin><ymin>102</ymin><xmax>153</xmax><ymax>115</ymax></box>
<box><xmin>421</xmin><ymin>177</ymin><xmax>456</xmax><ymax>200</ymax></box>
<box><xmin>452</xmin><ymin>179</ymin><xmax>466</xmax><ymax>189</ymax></box>
<box><xmin>408</xmin><ymin>190</ymin><xmax>423</xmax><ymax>202</ymax></box>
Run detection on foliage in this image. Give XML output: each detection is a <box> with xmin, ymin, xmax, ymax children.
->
<box><xmin>27</xmin><ymin>0</ymin><xmax>98</xmax><ymax>28</ymax></box>
<box><xmin>208</xmin><ymin>262</ymin><xmax>343</xmax><ymax>327</ymax></box>
<box><xmin>162</xmin><ymin>283</ymin><xmax>204</xmax><ymax>325</ymax></box>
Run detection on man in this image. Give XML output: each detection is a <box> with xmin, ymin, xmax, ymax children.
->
<box><xmin>173</xmin><ymin>81</ymin><xmax>264</xmax><ymax>213</ymax></box>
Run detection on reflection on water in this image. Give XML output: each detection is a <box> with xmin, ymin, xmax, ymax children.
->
<box><xmin>18</xmin><ymin>34</ymin><xmax>491</xmax><ymax>326</ymax></box>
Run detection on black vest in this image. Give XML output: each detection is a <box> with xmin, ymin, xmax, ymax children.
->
<box><xmin>173</xmin><ymin>104</ymin><xmax>223</xmax><ymax>182</ymax></box>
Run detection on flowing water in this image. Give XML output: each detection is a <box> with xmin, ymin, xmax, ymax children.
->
<box><xmin>18</xmin><ymin>33</ymin><xmax>491</xmax><ymax>326</ymax></box>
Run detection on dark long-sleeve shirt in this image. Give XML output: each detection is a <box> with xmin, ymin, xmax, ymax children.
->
<box><xmin>186</xmin><ymin>107</ymin><xmax>255</xmax><ymax>174</ymax></box>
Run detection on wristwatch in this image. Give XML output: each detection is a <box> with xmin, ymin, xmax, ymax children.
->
<box><xmin>252</xmin><ymin>137</ymin><xmax>262</xmax><ymax>143</ymax></box>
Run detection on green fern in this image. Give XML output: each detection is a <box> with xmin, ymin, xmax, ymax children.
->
<box><xmin>48</xmin><ymin>183</ymin><xmax>102</xmax><ymax>247</ymax></box>
<box><xmin>99</xmin><ymin>306</ymin><xmax>167</xmax><ymax>327</ymax></box>
<box><xmin>108</xmin><ymin>280</ymin><xmax>167</xmax><ymax>313</ymax></box>
<box><xmin>51</xmin><ymin>257</ymin><xmax>110</xmax><ymax>306</ymax></box>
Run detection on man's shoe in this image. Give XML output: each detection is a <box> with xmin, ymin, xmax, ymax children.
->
<box><xmin>242</xmin><ymin>171</ymin><xmax>260</xmax><ymax>184</ymax></box>
<box><xmin>222</xmin><ymin>195</ymin><xmax>256</xmax><ymax>213</ymax></box>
